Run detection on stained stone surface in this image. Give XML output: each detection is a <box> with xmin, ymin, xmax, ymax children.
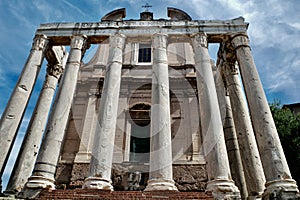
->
<box><xmin>56</xmin><ymin>163</ymin><xmax>207</xmax><ymax>191</ymax></box>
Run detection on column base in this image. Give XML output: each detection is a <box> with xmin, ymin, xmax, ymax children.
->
<box><xmin>262</xmin><ymin>179</ymin><xmax>299</xmax><ymax>200</ymax></box>
<box><xmin>3</xmin><ymin>189</ymin><xmax>19</xmax><ymax>196</ymax></box>
<box><xmin>20</xmin><ymin>176</ymin><xmax>55</xmax><ymax>199</ymax></box>
<box><xmin>24</xmin><ymin>175</ymin><xmax>55</xmax><ymax>189</ymax></box>
<box><xmin>83</xmin><ymin>177</ymin><xmax>113</xmax><ymax>190</ymax></box>
<box><xmin>144</xmin><ymin>179</ymin><xmax>178</xmax><ymax>191</ymax></box>
<box><xmin>74</xmin><ymin>152</ymin><xmax>91</xmax><ymax>163</ymax></box>
<box><xmin>206</xmin><ymin>179</ymin><xmax>241</xmax><ymax>199</ymax></box>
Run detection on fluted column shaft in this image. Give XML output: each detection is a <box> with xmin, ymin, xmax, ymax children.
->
<box><xmin>24</xmin><ymin>35</ymin><xmax>88</xmax><ymax>190</ymax></box>
<box><xmin>0</xmin><ymin>35</ymin><xmax>49</xmax><ymax>182</ymax></box>
<box><xmin>191</xmin><ymin>33</ymin><xmax>240</xmax><ymax>199</ymax></box>
<box><xmin>144</xmin><ymin>33</ymin><xmax>177</xmax><ymax>191</ymax></box>
<box><xmin>83</xmin><ymin>34</ymin><xmax>126</xmax><ymax>190</ymax></box>
<box><xmin>231</xmin><ymin>34</ymin><xmax>299</xmax><ymax>199</ymax></box>
<box><xmin>222</xmin><ymin>55</ymin><xmax>266</xmax><ymax>198</ymax></box>
<box><xmin>5</xmin><ymin>47</ymin><xmax>67</xmax><ymax>194</ymax></box>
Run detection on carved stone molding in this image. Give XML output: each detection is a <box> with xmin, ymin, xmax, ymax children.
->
<box><xmin>32</xmin><ymin>34</ymin><xmax>49</xmax><ymax>51</ymax></box>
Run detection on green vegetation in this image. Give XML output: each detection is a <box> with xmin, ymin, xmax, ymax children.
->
<box><xmin>270</xmin><ymin>102</ymin><xmax>300</xmax><ymax>184</ymax></box>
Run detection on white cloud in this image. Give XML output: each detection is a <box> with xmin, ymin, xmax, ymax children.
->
<box><xmin>62</xmin><ymin>0</ymin><xmax>86</xmax><ymax>17</ymax></box>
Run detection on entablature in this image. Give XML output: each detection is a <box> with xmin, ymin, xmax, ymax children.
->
<box><xmin>36</xmin><ymin>17</ymin><xmax>248</xmax><ymax>45</ymax></box>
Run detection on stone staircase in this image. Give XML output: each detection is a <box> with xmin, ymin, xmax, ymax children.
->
<box><xmin>36</xmin><ymin>189</ymin><xmax>214</xmax><ymax>199</ymax></box>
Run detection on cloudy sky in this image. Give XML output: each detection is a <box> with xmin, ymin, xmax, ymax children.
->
<box><xmin>0</xmin><ymin>0</ymin><xmax>299</xmax><ymax>191</ymax></box>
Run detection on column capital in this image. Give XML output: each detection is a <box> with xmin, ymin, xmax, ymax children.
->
<box><xmin>152</xmin><ymin>33</ymin><xmax>168</xmax><ymax>49</ymax></box>
<box><xmin>231</xmin><ymin>33</ymin><xmax>250</xmax><ymax>49</ymax></box>
<box><xmin>191</xmin><ymin>33</ymin><xmax>208</xmax><ymax>48</ymax></box>
<box><xmin>32</xmin><ymin>34</ymin><xmax>49</xmax><ymax>51</ymax></box>
<box><xmin>70</xmin><ymin>34</ymin><xmax>89</xmax><ymax>50</ymax></box>
<box><xmin>220</xmin><ymin>43</ymin><xmax>238</xmax><ymax>76</ymax></box>
<box><xmin>46</xmin><ymin>63</ymin><xmax>64</xmax><ymax>79</ymax></box>
<box><xmin>110</xmin><ymin>33</ymin><xmax>126</xmax><ymax>49</ymax></box>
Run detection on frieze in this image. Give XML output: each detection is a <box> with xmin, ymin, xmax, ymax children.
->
<box><xmin>36</xmin><ymin>18</ymin><xmax>248</xmax><ymax>45</ymax></box>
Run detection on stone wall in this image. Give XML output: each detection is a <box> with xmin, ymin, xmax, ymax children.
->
<box><xmin>55</xmin><ymin>163</ymin><xmax>207</xmax><ymax>191</ymax></box>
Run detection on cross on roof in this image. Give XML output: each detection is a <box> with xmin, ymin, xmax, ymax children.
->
<box><xmin>142</xmin><ymin>3</ymin><xmax>152</xmax><ymax>12</ymax></box>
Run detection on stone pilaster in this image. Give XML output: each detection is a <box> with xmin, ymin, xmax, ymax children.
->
<box><xmin>191</xmin><ymin>33</ymin><xmax>240</xmax><ymax>199</ymax></box>
<box><xmin>221</xmin><ymin>43</ymin><xmax>266</xmax><ymax>199</ymax></box>
<box><xmin>0</xmin><ymin>35</ymin><xmax>49</xmax><ymax>185</ymax></box>
<box><xmin>4</xmin><ymin>46</ymin><xmax>67</xmax><ymax>195</ymax></box>
<box><xmin>23</xmin><ymin>35</ymin><xmax>88</xmax><ymax>196</ymax></box>
<box><xmin>144</xmin><ymin>33</ymin><xmax>177</xmax><ymax>191</ymax></box>
<box><xmin>83</xmin><ymin>34</ymin><xmax>126</xmax><ymax>190</ymax></box>
<box><xmin>231</xmin><ymin>33</ymin><xmax>299</xmax><ymax>199</ymax></box>
<box><xmin>74</xmin><ymin>92</ymin><xmax>98</xmax><ymax>163</ymax></box>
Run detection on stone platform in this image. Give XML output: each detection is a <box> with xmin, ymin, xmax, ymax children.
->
<box><xmin>36</xmin><ymin>189</ymin><xmax>214</xmax><ymax>199</ymax></box>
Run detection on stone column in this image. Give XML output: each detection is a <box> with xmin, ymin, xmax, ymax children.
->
<box><xmin>191</xmin><ymin>33</ymin><xmax>240</xmax><ymax>199</ymax></box>
<box><xmin>0</xmin><ymin>35</ymin><xmax>49</xmax><ymax>184</ymax></box>
<box><xmin>83</xmin><ymin>34</ymin><xmax>126</xmax><ymax>190</ymax></box>
<box><xmin>221</xmin><ymin>44</ymin><xmax>266</xmax><ymax>199</ymax></box>
<box><xmin>24</xmin><ymin>35</ymin><xmax>88</xmax><ymax>193</ymax></box>
<box><xmin>144</xmin><ymin>33</ymin><xmax>177</xmax><ymax>191</ymax></box>
<box><xmin>231</xmin><ymin>33</ymin><xmax>299</xmax><ymax>199</ymax></box>
<box><xmin>4</xmin><ymin>46</ymin><xmax>67</xmax><ymax>194</ymax></box>
<box><xmin>214</xmin><ymin>60</ymin><xmax>248</xmax><ymax>199</ymax></box>
<box><xmin>223</xmin><ymin>93</ymin><xmax>248</xmax><ymax>200</ymax></box>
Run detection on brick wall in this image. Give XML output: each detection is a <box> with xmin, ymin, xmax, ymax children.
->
<box><xmin>37</xmin><ymin>189</ymin><xmax>214</xmax><ymax>200</ymax></box>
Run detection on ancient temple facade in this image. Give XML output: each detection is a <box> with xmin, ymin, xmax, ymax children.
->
<box><xmin>0</xmin><ymin>7</ymin><xmax>299</xmax><ymax>199</ymax></box>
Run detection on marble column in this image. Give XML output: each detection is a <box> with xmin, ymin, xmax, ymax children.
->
<box><xmin>4</xmin><ymin>46</ymin><xmax>67</xmax><ymax>194</ymax></box>
<box><xmin>83</xmin><ymin>34</ymin><xmax>126</xmax><ymax>190</ymax></box>
<box><xmin>24</xmin><ymin>35</ymin><xmax>88</xmax><ymax>192</ymax></box>
<box><xmin>223</xmin><ymin>93</ymin><xmax>248</xmax><ymax>200</ymax></box>
<box><xmin>0</xmin><ymin>35</ymin><xmax>49</xmax><ymax>184</ymax></box>
<box><xmin>221</xmin><ymin>45</ymin><xmax>266</xmax><ymax>199</ymax></box>
<box><xmin>144</xmin><ymin>33</ymin><xmax>177</xmax><ymax>191</ymax></box>
<box><xmin>214</xmin><ymin>61</ymin><xmax>248</xmax><ymax>199</ymax></box>
<box><xmin>231</xmin><ymin>33</ymin><xmax>299</xmax><ymax>199</ymax></box>
<box><xmin>191</xmin><ymin>33</ymin><xmax>240</xmax><ymax>199</ymax></box>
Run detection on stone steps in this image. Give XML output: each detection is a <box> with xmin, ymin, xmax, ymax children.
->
<box><xmin>37</xmin><ymin>189</ymin><xmax>214</xmax><ymax>199</ymax></box>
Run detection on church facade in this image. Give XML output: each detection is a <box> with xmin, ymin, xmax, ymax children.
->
<box><xmin>0</xmin><ymin>7</ymin><xmax>299</xmax><ymax>199</ymax></box>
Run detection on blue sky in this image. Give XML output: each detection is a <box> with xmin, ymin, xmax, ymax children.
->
<box><xmin>0</xmin><ymin>0</ymin><xmax>299</xmax><ymax>191</ymax></box>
